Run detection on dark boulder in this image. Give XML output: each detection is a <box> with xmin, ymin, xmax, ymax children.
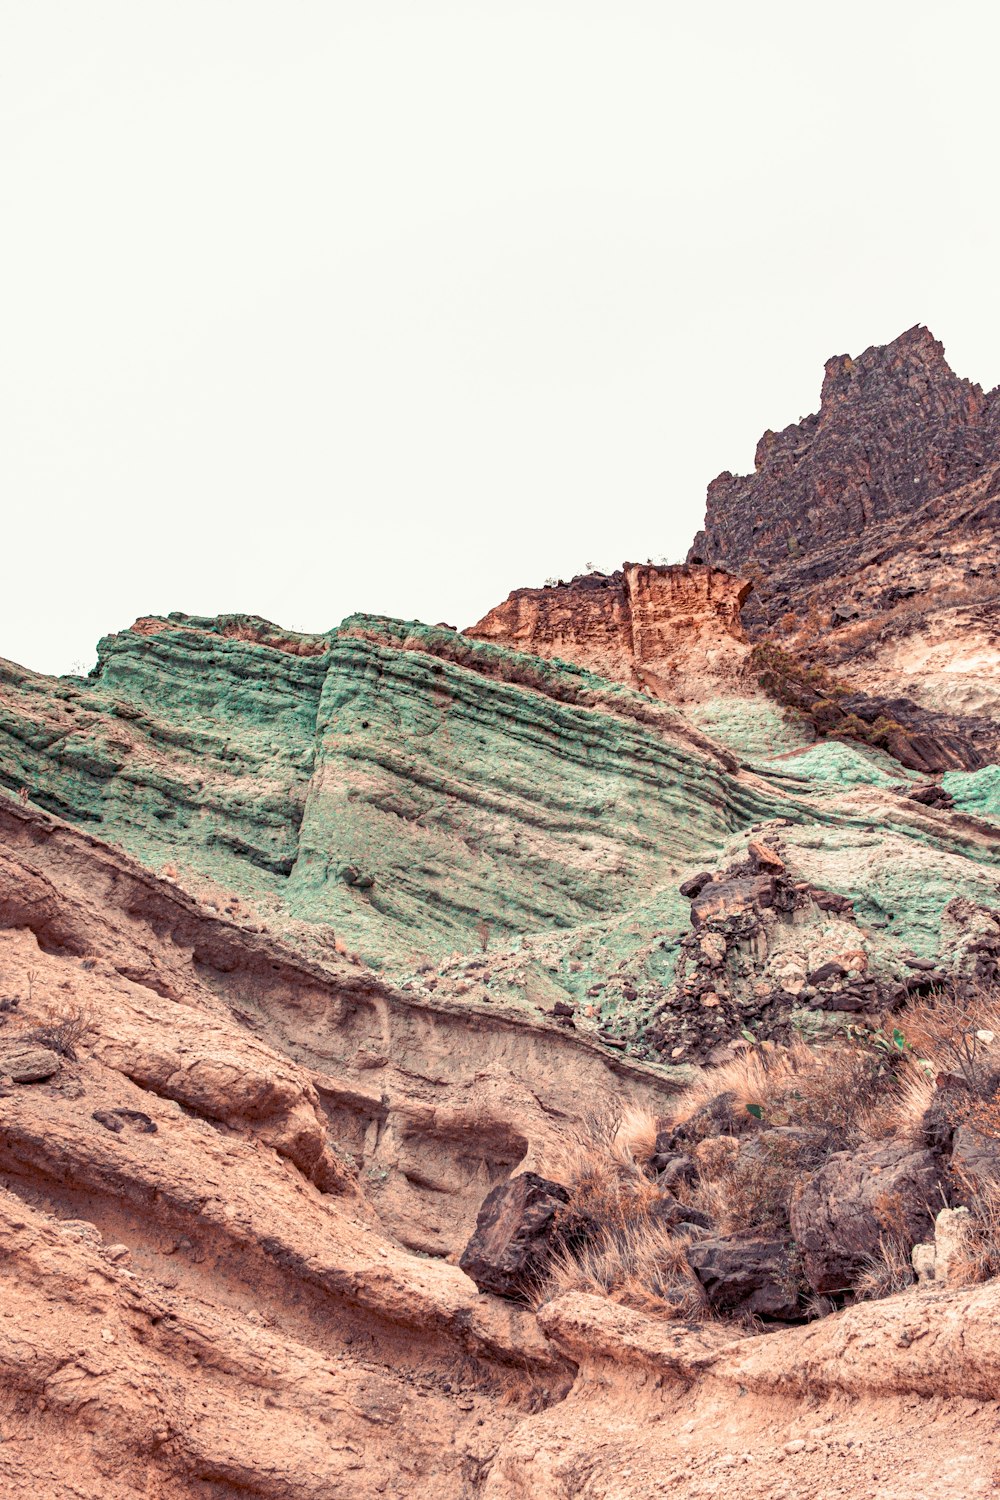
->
<box><xmin>907</xmin><ymin>782</ymin><xmax>955</xmax><ymax>810</ymax></box>
<box><xmin>647</xmin><ymin>1147</ymin><xmax>697</xmax><ymax>1187</ymax></box>
<box><xmin>807</xmin><ymin>960</ymin><xmax>847</xmax><ymax>987</ymax></box>
<box><xmin>680</xmin><ymin>872</ymin><xmax>714</xmax><ymax>899</ymax></box>
<box><xmin>790</xmin><ymin>1140</ymin><xmax>943</xmax><ymax>1294</ymax></box>
<box><xmin>686</xmin><ymin>1236</ymin><xmax>802</xmax><ymax>1320</ymax></box>
<box><xmin>459</xmin><ymin>1172</ymin><xmax>573</xmax><ymax>1301</ymax></box>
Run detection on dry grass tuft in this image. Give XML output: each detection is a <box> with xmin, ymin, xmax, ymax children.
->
<box><xmin>665</xmin><ymin>1036</ymin><xmax>896</xmax><ymax>1147</ymax></box>
<box><xmin>896</xmin><ymin>989</ymin><xmax>1000</xmax><ymax>1094</ymax></box>
<box><xmin>537</xmin><ymin>1220</ymin><xmax>707</xmax><ymax>1321</ymax></box>
<box><xmin>682</xmin><ymin>1131</ymin><xmax>806</xmax><ymax>1235</ymax></box>
<box><xmin>948</xmin><ymin>1178</ymin><xmax>1000</xmax><ymax>1284</ymax></box>
<box><xmin>854</xmin><ymin>1234</ymin><xmax>916</xmax><ymax>1302</ymax></box>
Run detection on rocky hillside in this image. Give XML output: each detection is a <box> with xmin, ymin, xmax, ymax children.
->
<box><xmin>690</xmin><ymin>326</ymin><xmax>1000</xmax><ymax>765</ymax></box>
<box><xmin>1</xmin><ymin>326</ymin><xmax>1000</xmax><ymax>1497</ymax></box>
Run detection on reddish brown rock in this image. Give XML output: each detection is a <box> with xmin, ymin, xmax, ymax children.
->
<box><xmin>459</xmin><ymin>1172</ymin><xmax>573</xmax><ymax>1300</ymax></box>
<box><xmin>790</xmin><ymin>1140</ymin><xmax>944</xmax><ymax>1294</ymax></box>
<box><xmin>688</xmin><ymin>325</ymin><xmax>1000</xmax><ymax>763</ymax></box>
<box><xmin>690</xmin><ymin>325</ymin><xmax>999</xmax><ymax>580</ymax></box>
<box><xmin>686</xmin><ymin>1235</ymin><xmax>803</xmax><ymax>1321</ymax></box>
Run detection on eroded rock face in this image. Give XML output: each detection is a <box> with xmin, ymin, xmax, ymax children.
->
<box><xmin>688</xmin><ymin>326</ymin><xmax>1000</xmax><ymax>762</ymax></box>
<box><xmin>468</xmin><ymin>562</ymin><xmax>751</xmax><ymax>688</ymax></box>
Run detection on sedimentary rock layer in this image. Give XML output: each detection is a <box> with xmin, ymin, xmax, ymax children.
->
<box><xmin>469</xmin><ymin>561</ymin><xmax>751</xmax><ymax>690</ymax></box>
<box><xmin>0</xmin><ymin>612</ymin><xmax>770</xmax><ymax>979</ymax></box>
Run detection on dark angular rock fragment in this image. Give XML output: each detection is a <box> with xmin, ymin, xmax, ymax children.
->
<box><xmin>459</xmin><ymin>1172</ymin><xmax>574</xmax><ymax>1301</ymax></box>
<box><xmin>790</xmin><ymin>1140</ymin><xmax>943</xmax><ymax>1294</ymax></box>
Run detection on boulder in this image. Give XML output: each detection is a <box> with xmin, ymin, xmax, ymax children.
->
<box><xmin>647</xmin><ymin>1147</ymin><xmax>697</xmax><ymax>1187</ymax></box>
<box><xmin>0</xmin><ymin>1044</ymin><xmax>61</xmax><ymax>1083</ymax></box>
<box><xmin>459</xmin><ymin>1172</ymin><xmax>573</xmax><ymax>1300</ymax></box>
<box><xmin>679</xmin><ymin>872</ymin><xmax>714</xmax><ymax>899</ymax></box>
<box><xmin>685</xmin><ymin>1236</ymin><xmax>802</xmax><ymax>1320</ymax></box>
<box><xmin>951</xmin><ymin>1122</ymin><xmax>1000</xmax><ymax>1186</ymax></box>
<box><xmin>790</xmin><ymin>1140</ymin><xmax>943</xmax><ymax>1294</ymax></box>
<box><xmin>748</xmin><ymin>840</ymin><xmax>784</xmax><ymax>874</ymax></box>
<box><xmin>691</xmin><ymin>876</ymin><xmax>775</xmax><ymax>926</ymax></box>
<box><xmin>807</xmin><ymin>960</ymin><xmax>847</xmax><ymax>987</ymax></box>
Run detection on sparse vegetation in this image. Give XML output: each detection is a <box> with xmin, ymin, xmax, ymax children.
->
<box><xmin>854</xmin><ymin>1233</ymin><xmax>916</xmax><ymax>1301</ymax></box>
<box><xmin>749</xmin><ymin>640</ymin><xmax>911</xmax><ymax>755</ymax></box>
<box><xmin>26</xmin><ymin>1004</ymin><xmax>93</xmax><ymax>1061</ymax></box>
<box><xmin>533</xmin><ymin>988</ymin><xmax>1000</xmax><ymax>1325</ymax></box>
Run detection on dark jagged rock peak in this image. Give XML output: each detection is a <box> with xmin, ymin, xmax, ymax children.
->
<box><xmin>689</xmin><ymin>325</ymin><xmax>1000</xmax><ymax>572</ymax></box>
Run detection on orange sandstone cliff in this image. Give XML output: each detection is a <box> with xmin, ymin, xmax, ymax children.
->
<box><xmin>467</xmin><ymin>562</ymin><xmax>751</xmax><ymax>694</ymax></box>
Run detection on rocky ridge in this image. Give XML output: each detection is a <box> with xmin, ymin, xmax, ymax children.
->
<box><xmin>689</xmin><ymin>325</ymin><xmax>1000</xmax><ymax>765</ymax></box>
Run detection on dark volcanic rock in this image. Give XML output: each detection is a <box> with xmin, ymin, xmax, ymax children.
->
<box><xmin>690</xmin><ymin>326</ymin><xmax>1000</xmax><ymax>579</ymax></box>
<box><xmin>647</xmin><ymin>1192</ymin><xmax>711</xmax><ymax>1230</ymax></box>
<box><xmin>459</xmin><ymin>1172</ymin><xmax>573</xmax><ymax>1301</ymax></box>
<box><xmin>685</xmin><ymin>1236</ymin><xmax>802</xmax><ymax>1321</ymax></box>
<box><xmin>647</xmin><ymin>1148</ymin><xmax>698</xmax><ymax>1187</ymax></box>
<box><xmin>689</xmin><ymin>325</ymin><xmax>1000</xmax><ymax>768</ymax></box>
<box><xmin>790</xmin><ymin>1140</ymin><xmax>944</xmax><ymax>1295</ymax></box>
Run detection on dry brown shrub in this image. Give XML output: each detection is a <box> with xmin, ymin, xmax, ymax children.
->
<box><xmin>534</xmin><ymin>1106</ymin><xmax>709</xmax><ymax>1319</ymax></box>
<box><xmin>854</xmin><ymin>1233</ymin><xmax>916</xmax><ymax>1302</ymax></box>
<box><xmin>865</xmin><ymin>1060</ymin><xmax>936</xmax><ymax>1142</ymax></box>
<box><xmin>948</xmin><ymin>1177</ymin><xmax>1000</xmax><ymax>1284</ymax></box>
<box><xmin>896</xmin><ymin>988</ymin><xmax>1000</xmax><ymax>1095</ymax></box>
<box><xmin>665</xmin><ymin>1038</ymin><xmax>891</xmax><ymax>1147</ymax></box>
<box><xmin>680</xmin><ymin>1130</ymin><xmax>807</xmax><ymax>1236</ymax></box>
<box><xmin>537</xmin><ymin>1220</ymin><xmax>707</xmax><ymax>1321</ymax></box>
<box><xmin>26</xmin><ymin>1003</ymin><xmax>94</xmax><ymax>1061</ymax></box>
<box><xmin>542</xmin><ymin>1105</ymin><xmax>660</xmax><ymax>1185</ymax></box>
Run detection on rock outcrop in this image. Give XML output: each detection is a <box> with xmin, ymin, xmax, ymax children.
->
<box><xmin>2</xmin><ymin>324</ymin><xmax>1000</xmax><ymax>1497</ymax></box>
<box><xmin>468</xmin><ymin>561</ymin><xmax>751</xmax><ymax>691</ymax></box>
<box><xmin>689</xmin><ymin>326</ymin><xmax>1000</xmax><ymax>764</ymax></box>
<box><xmin>690</xmin><ymin>324</ymin><xmax>1000</xmax><ymax>577</ymax></box>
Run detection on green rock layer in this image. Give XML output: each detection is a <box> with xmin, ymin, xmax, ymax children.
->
<box><xmin>2</xmin><ymin>609</ymin><xmax>999</xmax><ymax>1041</ymax></box>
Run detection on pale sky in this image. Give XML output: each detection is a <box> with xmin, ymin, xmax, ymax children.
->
<box><xmin>4</xmin><ymin>1</ymin><xmax>1000</xmax><ymax>676</ymax></box>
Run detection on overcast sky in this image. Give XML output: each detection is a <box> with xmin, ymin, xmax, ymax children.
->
<box><xmin>4</xmin><ymin>2</ymin><xmax>999</xmax><ymax>675</ymax></box>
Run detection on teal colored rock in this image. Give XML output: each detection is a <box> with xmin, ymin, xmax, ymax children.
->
<box><xmin>1</xmin><ymin>609</ymin><xmax>999</xmax><ymax>1048</ymax></box>
<box><xmin>943</xmin><ymin>765</ymin><xmax>1000</xmax><ymax>826</ymax></box>
<box><xmin>753</xmin><ymin>739</ymin><xmax>914</xmax><ymax>789</ymax></box>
